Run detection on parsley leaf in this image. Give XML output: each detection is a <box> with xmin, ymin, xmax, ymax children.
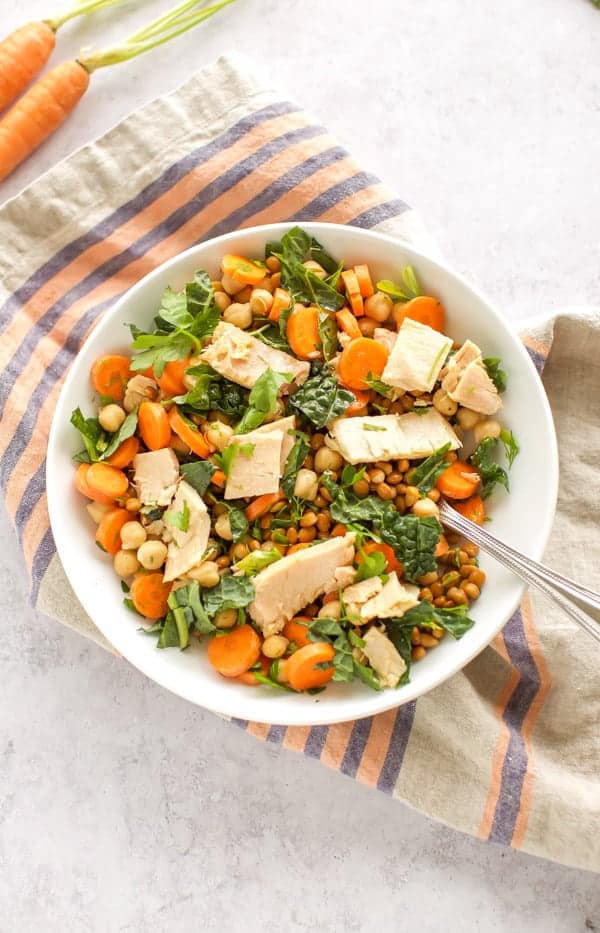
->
<box><xmin>166</xmin><ymin>499</ymin><xmax>190</xmax><ymax>532</ymax></box>
<box><xmin>483</xmin><ymin>357</ymin><xmax>507</xmax><ymax>393</ymax></box>
<box><xmin>355</xmin><ymin>547</ymin><xmax>387</xmax><ymax>581</ymax></box>
<box><xmin>470</xmin><ymin>437</ymin><xmax>509</xmax><ymax>499</ymax></box>
<box><xmin>406</xmin><ymin>443</ymin><xmax>451</xmax><ymax>494</ymax></box>
<box><xmin>353</xmin><ymin>659</ymin><xmax>383</xmax><ymax>691</ymax></box>
<box><xmin>288</xmin><ymin>370</ymin><xmax>354</xmax><ymax>428</ymax></box>
<box><xmin>376</xmin><ymin>266</ymin><xmax>421</xmax><ymax>302</ymax></box>
<box><xmin>214</xmin><ymin>445</ymin><xmax>238</xmax><ymax>477</ymax></box>
<box><xmin>180</xmin><ymin>460</ymin><xmax>216</xmax><ymax>496</ymax></box>
<box><xmin>70</xmin><ymin>407</ymin><xmax>105</xmax><ymax>462</ymax></box>
<box><xmin>276</xmin><ymin>226</ymin><xmax>345</xmax><ymax>312</ymax></box>
<box><xmin>234</xmin><ymin>548</ymin><xmax>282</xmax><ymax>575</ymax></box>
<box><xmin>364</xmin><ymin>373</ymin><xmax>399</xmax><ymax>399</ymax></box>
<box><xmin>101</xmin><ymin>410</ymin><xmax>139</xmax><ymax>460</ymax></box>
<box><xmin>500</xmin><ymin>428</ymin><xmax>520</xmax><ymax>468</ymax></box>
<box><xmin>281</xmin><ymin>436</ymin><xmax>310</xmax><ymax>498</ymax></box>
<box><xmin>235</xmin><ymin>368</ymin><xmax>291</xmax><ymax>434</ymax></box>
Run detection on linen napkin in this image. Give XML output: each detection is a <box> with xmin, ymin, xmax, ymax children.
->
<box><xmin>0</xmin><ymin>53</ymin><xmax>598</xmax><ymax>873</ymax></box>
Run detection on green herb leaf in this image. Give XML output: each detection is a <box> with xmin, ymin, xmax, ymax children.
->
<box><xmin>157</xmin><ymin>612</ymin><xmax>181</xmax><ymax>649</ymax></box>
<box><xmin>228</xmin><ymin>506</ymin><xmax>249</xmax><ymax>543</ymax></box>
<box><xmin>166</xmin><ymin>498</ymin><xmax>190</xmax><ymax>532</ymax></box>
<box><xmin>202</xmin><ymin>575</ymin><xmax>255</xmax><ymax>617</ymax></box>
<box><xmin>376</xmin><ymin>512</ymin><xmax>442</xmax><ymax>582</ymax></box>
<box><xmin>353</xmin><ymin>659</ymin><xmax>382</xmax><ymax>691</ymax></box>
<box><xmin>214</xmin><ymin>445</ymin><xmax>238</xmax><ymax>477</ymax></box>
<box><xmin>288</xmin><ymin>370</ymin><xmax>354</xmax><ymax>428</ymax></box>
<box><xmin>406</xmin><ymin>443</ymin><xmax>451</xmax><ymax>494</ymax></box>
<box><xmin>355</xmin><ymin>547</ymin><xmax>387</xmax><ymax>582</ymax></box>
<box><xmin>180</xmin><ymin>460</ymin><xmax>217</xmax><ymax>496</ymax></box>
<box><xmin>235</xmin><ymin>368</ymin><xmax>291</xmax><ymax>434</ymax></box>
<box><xmin>281</xmin><ymin>436</ymin><xmax>310</xmax><ymax>498</ymax></box>
<box><xmin>470</xmin><ymin>437</ymin><xmax>509</xmax><ymax>499</ymax></box>
<box><xmin>70</xmin><ymin>407</ymin><xmax>106</xmax><ymax>462</ymax></box>
<box><xmin>234</xmin><ymin>548</ymin><xmax>282</xmax><ymax>575</ymax></box>
<box><xmin>382</xmin><ymin>619</ymin><xmax>414</xmax><ymax>685</ymax></box>
<box><xmin>252</xmin><ymin>324</ymin><xmax>291</xmax><ymax>352</ymax></box>
<box><xmin>364</xmin><ymin>373</ymin><xmax>398</xmax><ymax>399</ymax></box>
<box><xmin>376</xmin><ymin>266</ymin><xmax>421</xmax><ymax>302</ymax></box>
<box><xmin>174</xmin><ymin>364</ymin><xmax>248</xmax><ymax>417</ymax></box>
<box><xmin>308</xmin><ymin>236</ymin><xmax>340</xmax><ymax>276</ymax></box>
<box><xmin>101</xmin><ymin>410</ymin><xmax>139</xmax><ymax>460</ymax></box>
<box><xmin>500</xmin><ymin>428</ymin><xmax>520</xmax><ymax>468</ymax></box>
<box><xmin>276</xmin><ymin>227</ymin><xmax>344</xmax><ymax>311</ymax></box>
<box><xmin>321</xmin><ymin>475</ymin><xmax>390</xmax><ymax>525</ymax></box>
<box><xmin>362</xmin><ymin>424</ymin><xmax>387</xmax><ymax>432</ymax></box>
<box><xmin>399</xmin><ymin>601</ymin><xmax>475</xmax><ymax>639</ymax></box>
<box><xmin>317</xmin><ymin>310</ymin><xmax>338</xmax><ymax>360</ymax></box>
<box><xmin>482</xmin><ymin>357</ymin><xmax>507</xmax><ymax>393</ymax></box>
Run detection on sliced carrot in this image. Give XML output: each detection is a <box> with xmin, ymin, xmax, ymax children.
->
<box><xmin>286</xmin><ymin>305</ymin><xmax>321</xmax><ymax>360</ymax></box>
<box><xmin>207</xmin><ymin>624</ymin><xmax>262</xmax><ymax>678</ymax></box>
<box><xmin>221</xmin><ymin>254</ymin><xmax>266</xmax><ymax>287</ymax></box>
<box><xmin>130</xmin><ymin>573</ymin><xmax>172</xmax><ymax>620</ymax></box>
<box><xmin>341</xmin><ymin>269</ymin><xmax>364</xmax><ymax>316</ymax></box>
<box><xmin>234</xmin><ymin>655</ymin><xmax>270</xmax><ymax>686</ymax></box>
<box><xmin>74</xmin><ymin>463</ymin><xmax>114</xmax><ymax>505</ymax></box>
<box><xmin>282</xmin><ymin>617</ymin><xmax>312</xmax><ymax>649</ymax></box>
<box><xmin>138</xmin><ymin>401</ymin><xmax>171</xmax><ymax>451</ymax></box>
<box><xmin>354</xmin><ymin>263</ymin><xmax>375</xmax><ymax>298</ymax></box>
<box><xmin>90</xmin><ymin>354</ymin><xmax>130</xmax><ymax>402</ymax></box>
<box><xmin>285</xmin><ymin>642</ymin><xmax>335</xmax><ymax>691</ymax></box>
<box><xmin>106</xmin><ymin>436</ymin><xmax>139</xmax><ymax>469</ymax></box>
<box><xmin>268</xmin><ymin>287</ymin><xmax>291</xmax><ymax>323</ymax></box>
<box><xmin>436</xmin><ymin>461</ymin><xmax>481</xmax><ymax>500</ymax></box>
<box><xmin>286</xmin><ymin>543</ymin><xmax>311</xmax><ymax>555</ymax></box>
<box><xmin>435</xmin><ymin>534</ymin><xmax>450</xmax><ymax>558</ymax></box>
<box><xmin>245</xmin><ymin>490</ymin><xmax>285</xmax><ymax>522</ymax></box>
<box><xmin>336</xmin><ymin>307</ymin><xmax>362</xmax><ymax>340</ymax></box>
<box><xmin>168</xmin><ymin>406</ymin><xmax>210</xmax><ymax>457</ymax></box>
<box><xmin>357</xmin><ymin>541</ymin><xmax>403</xmax><ymax>576</ymax></box>
<box><xmin>211</xmin><ymin>469</ymin><xmax>226</xmax><ymax>488</ymax></box>
<box><xmin>393</xmin><ymin>295</ymin><xmax>445</xmax><ymax>333</ymax></box>
<box><xmin>342</xmin><ymin>387</ymin><xmax>372</xmax><ymax>417</ymax></box>
<box><xmin>156</xmin><ymin>357</ymin><xmax>191</xmax><ymax>397</ymax></box>
<box><xmin>322</xmin><ymin>592</ymin><xmax>339</xmax><ymax>605</ymax></box>
<box><xmin>453</xmin><ymin>496</ymin><xmax>486</xmax><ymax>525</ymax></box>
<box><xmin>338</xmin><ymin>337</ymin><xmax>389</xmax><ymax>391</ymax></box>
<box><xmin>95</xmin><ymin>507</ymin><xmax>130</xmax><ymax>555</ymax></box>
<box><xmin>87</xmin><ymin>462</ymin><xmax>129</xmax><ymax>500</ymax></box>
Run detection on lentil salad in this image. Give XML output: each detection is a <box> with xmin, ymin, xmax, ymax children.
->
<box><xmin>71</xmin><ymin>226</ymin><xmax>519</xmax><ymax>694</ymax></box>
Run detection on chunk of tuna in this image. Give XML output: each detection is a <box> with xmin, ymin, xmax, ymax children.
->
<box><xmin>446</xmin><ymin>359</ymin><xmax>502</xmax><ymax>415</ymax></box>
<box><xmin>359</xmin><ymin>573</ymin><xmax>420</xmax><ymax>623</ymax></box>
<box><xmin>327</xmin><ymin>408</ymin><xmax>461</xmax><ymax>464</ymax></box>
<box><xmin>373</xmin><ymin>327</ymin><xmax>397</xmax><ymax>354</ymax></box>
<box><xmin>381</xmin><ymin>318</ymin><xmax>452</xmax><ymax>392</ymax></box>
<box><xmin>441</xmin><ymin>339</ymin><xmax>482</xmax><ymax>394</ymax></box>
<box><xmin>133</xmin><ymin>448</ymin><xmax>179</xmax><ymax>506</ymax></box>
<box><xmin>248</xmin><ymin>534</ymin><xmax>356</xmax><ymax>637</ymax></box>
<box><xmin>342</xmin><ymin>577</ymin><xmax>383</xmax><ymax>618</ymax></box>
<box><xmin>362</xmin><ymin>627</ymin><xmax>407</xmax><ymax>688</ymax></box>
<box><xmin>199</xmin><ymin>321</ymin><xmax>309</xmax><ymax>389</ymax></box>
<box><xmin>224</xmin><ymin>430</ymin><xmax>284</xmax><ymax>500</ymax></box>
<box><xmin>248</xmin><ymin>415</ymin><xmax>296</xmax><ymax>472</ymax></box>
<box><xmin>163</xmin><ymin>481</ymin><xmax>211</xmax><ymax>582</ymax></box>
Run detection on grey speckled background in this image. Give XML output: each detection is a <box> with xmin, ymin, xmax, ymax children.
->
<box><xmin>2</xmin><ymin>0</ymin><xmax>600</xmax><ymax>929</ymax></box>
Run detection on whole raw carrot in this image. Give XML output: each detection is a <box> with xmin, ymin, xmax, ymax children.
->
<box><xmin>0</xmin><ymin>0</ymin><xmax>238</xmax><ymax>182</ymax></box>
<box><xmin>0</xmin><ymin>0</ymin><xmax>129</xmax><ymax>113</ymax></box>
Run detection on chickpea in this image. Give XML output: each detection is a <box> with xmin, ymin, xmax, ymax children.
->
<box><xmin>262</xmin><ymin>635</ymin><xmax>289</xmax><ymax>658</ymax></box>
<box><xmin>214</xmin><ymin>512</ymin><xmax>233</xmax><ymax>541</ymax></box>
<box><xmin>205</xmin><ymin>422</ymin><xmax>234</xmax><ymax>451</ymax></box>
<box><xmin>358</xmin><ymin>317</ymin><xmax>377</xmax><ymax>337</ymax></box>
<box><xmin>318</xmin><ymin>600</ymin><xmax>342</xmax><ymax>619</ymax></box>
<box><xmin>223</xmin><ymin>302</ymin><xmax>252</xmax><ymax>330</ymax></box>
<box><xmin>214</xmin><ymin>290</ymin><xmax>231</xmax><ymax>312</ymax></box>
<box><xmin>303</xmin><ymin>259</ymin><xmax>327</xmax><ymax>279</ymax></box>
<box><xmin>456</xmin><ymin>407</ymin><xmax>481</xmax><ymax>431</ymax></box>
<box><xmin>353</xmin><ymin>478</ymin><xmax>370</xmax><ymax>497</ymax></box>
<box><xmin>432</xmin><ymin>388</ymin><xmax>458</xmax><ymax>418</ymax></box>
<box><xmin>125</xmin><ymin>497</ymin><xmax>142</xmax><ymax>513</ymax></box>
<box><xmin>412</xmin><ymin>498</ymin><xmax>440</xmax><ymax>519</ymax></box>
<box><xmin>137</xmin><ymin>540</ymin><xmax>167</xmax><ymax>570</ymax></box>
<box><xmin>214</xmin><ymin>608</ymin><xmax>237</xmax><ymax>629</ymax></box>
<box><xmin>220</xmin><ymin>272</ymin><xmax>246</xmax><ymax>295</ymax></box>
<box><xmin>473</xmin><ymin>419</ymin><xmax>502</xmax><ymax>446</ymax></box>
<box><xmin>120</xmin><ymin>521</ymin><xmax>147</xmax><ymax>550</ymax></box>
<box><xmin>266</xmin><ymin>255</ymin><xmax>281</xmax><ymax>273</ymax></box>
<box><xmin>364</xmin><ymin>292</ymin><xmax>393</xmax><ymax>322</ymax></box>
<box><xmin>314</xmin><ymin>446</ymin><xmax>343</xmax><ymax>473</ymax></box>
<box><xmin>462</xmin><ymin>581</ymin><xmax>481</xmax><ymax>600</ymax></box>
<box><xmin>294</xmin><ymin>468</ymin><xmax>319</xmax><ymax>500</ymax></box>
<box><xmin>249</xmin><ymin>288</ymin><xmax>274</xmax><ymax>316</ymax></box>
<box><xmin>404</xmin><ymin>485</ymin><xmax>420</xmax><ymax>508</ymax></box>
<box><xmin>187</xmin><ymin>561</ymin><xmax>220</xmax><ymax>587</ymax></box>
<box><xmin>469</xmin><ymin>568</ymin><xmax>486</xmax><ymax>587</ymax></box>
<box><xmin>113</xmin><ymin>549</ymin><xmax>140</xmax><ymax>578</ymax></box>
<box><xmin>236</xmin><ymin>285</ymin><xmax>253</xmax><ymax>303</ymax></box>
<box><xmin>98</xmin><ymin>403</ymin><xmax>126</xmax><ymax>433</ymax></box>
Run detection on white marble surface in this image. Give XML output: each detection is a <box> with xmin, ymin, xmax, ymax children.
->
<box><xmin>1</xmin><ymin>0</ymin><xmax>600</xmax><ymax>929</ymax></box>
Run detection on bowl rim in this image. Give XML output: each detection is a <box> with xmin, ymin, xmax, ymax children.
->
<box><xmin>47</xmin><ymin>221</ymin><xmax>559</xmax><ymax>725</ymax></box>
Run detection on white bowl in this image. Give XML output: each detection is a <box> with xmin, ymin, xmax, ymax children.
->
<box><xmin>47</xmin><ymin>223</ymin><xmax>558</xmax><ymax>726</ymax></box>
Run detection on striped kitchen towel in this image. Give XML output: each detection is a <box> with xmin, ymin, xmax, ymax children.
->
<box><xmin>0</xmin><ymin>53</ymin><xmax>598</xmax><ymax>873</ymax></box>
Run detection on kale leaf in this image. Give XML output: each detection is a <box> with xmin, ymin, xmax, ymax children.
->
<box><xmin>202</xmin><ymin>575</ymin><xmax>256</xmax><ymax>616</ymax></box>
<box><xmin>470</xmin><ymin>436</ymin><xmax>509</xmax><ymax>499</ymax></box>
<box><xmin>276</xmin><ymin>226</ymin><xmax>345</xmax><ymax>311</ymax></box>
<box><xmin>281</xmin><ymin>435</ymin><xmax>310</xmax><ymax>498</ymax></box>
<box><xmin>321</xmin><ymin>475</ymin><xmax>390</xmax><ymax>525</ymax></box>
<box><xmin>288</xmin><ymin>370</ymin><xmax>354</xmax><ymax>428</ymax></box>
<box><xmin>376</xmin><ymin>512</ymin><xmax>442</xmax><ymax>582</ymax></box>
<box><xmin>399</xmin><ymin>601</ymin><xmax>475</xmax><ymax>639</ymax></box>
<box><xmin>180</xmin><ymin>460</ymin><xmax>216</xmax><ymax>496</ymax></box>
<box><xmin>174</xmin><ymin>364</ymin><xmax>248</xmax><ymax>417</ymax></box>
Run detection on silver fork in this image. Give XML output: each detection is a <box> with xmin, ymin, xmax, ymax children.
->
<box><xmin>438</xmin><ymin>499</ymin><xmax>600</xmax><ymax>645</ymax></box>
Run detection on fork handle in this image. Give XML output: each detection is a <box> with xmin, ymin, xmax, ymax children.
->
<box><xmin>440</xmin><ymin>506</ymin><xmax>600</xmax><ymax>645</ymax></box>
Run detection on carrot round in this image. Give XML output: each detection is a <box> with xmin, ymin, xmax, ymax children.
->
<box><xmin>245</xmin><ymin>490</ymin><xmax>285</xmax><ymax>522</ymax></box>
<box><xmin>436</xmin><ymin>461</ymin><xmax>480</xmax><ymax>500</ymax></box>
<box><xmin>168</xmin><ymin>406</ymin><xmax>210</xmax><ymax>457</ymax></box>
<box><xmin>234</xmin><ymin>655</ymin><xmax>270</xmax><ymax>686</ymax></box>
<box><xmin>286</xmin><ymin>305</ymin><xmax>321</xmax><ymax>360</ymax></box>
<box><xmin>210</xmin><ymin>469</ymin><xmax>226</xmax><ymax>488</ymax></box>
<box><xmin>453</xmin><ymin>495</ymin><xmax>486</xmax><ymax>525</ymax></box>
<box><xmin>338</xmin><ymin>337</ymin><xmax>389</xmax><ymax>391</ymax></box>
<box><xmin>285</xmin><ymin>642</ymin><xmax>335</xmax><ymax>691</ymax></box>
<box><xmin>282</xmin><ymin>617</ymin><xmax>312</xmax><ymax>649</ymax></box>
<box><xmin>156</xmin><ymin>357</ymin><xmax>191</xmax><ymax>397</ymax></box>
<box><xmin>342</xmin><ymin>387</ymin><xmax>372</xmax><ymax>417</ymax></box>
<box><xmin>341</xmin><ymin>269</ymin><xmax>364</xmax><ymax>317</ymax></box>
<box><xmin>130</xmin><ymin>573</ymin><xmax>172</xmax><ymax>620</ymax></box>
<box><xmin>435</xmin><ymin>534</ymin><xmax>450</xmax><ymax>558</ymax></box>
<box><xmin>393</xmin><ymin>295</ymin><xmax>445</xmax><ymax>333</ymax></box>
<box><xmin>207</xmin><ymin>624</ymin><xmax>262</xmax><ymax>678</ymax></box>
<box><xmin>336</xmin><ymin>307</ymin><xmax>362</xmax><ymax>340</ymax></box>
<box><xmin>221</xmin><ymin>254</ymin><xmax>265</xmax><ymax>286</ymax></box>
<box><xmin>87</xmin><ymin>462</ymin><xmax>129</xmax><ymax>500</ymax></box>
<box><xmin>268</xmin><ymin>287</ymin><xmax>291</xmax><ymax>323</ymax></box>
<box><xmin>357</xmin><ymin>541</ymin><xmax>403</xmax><ymax>576</ymax></box>
<box><xmin>106</xmin><ymin>436</ymin><xmax>139</xmax><ymax>469</ymax></box>
<box><xmin>0</xmin><ymin>22</ymin><xmax>56</xmax><ymax>113</ymax></box>
<box><xmin>354</xmin><ymin>264</ymin><xmax>375</xmax><ymax>298</ymax></box>
<box><xmin>74</xmin><ymin>463</ymin><xmax>114</xmax><ymax>505</ymax></box>
<box><xmin>138</xmin><ymin>401</ymin><xmax>171</xmax><ymax>451</ymax></box>
<box><xmin>90</xmin><ymin>354</ymin><xmax>131</xmax><ymax>402</ymax></box>
<box><xmin>95</xmin><ymin>507</ymin><xmax>130</xmax><ymax>554</ymax></box>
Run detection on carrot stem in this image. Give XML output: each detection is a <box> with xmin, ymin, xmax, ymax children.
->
<box><xmin>46</xmin><ymin>0</ymin><xmax>130</xmax><ymax>32</ymax></box>
<box><xmin>79</xmin><ymin>0</ymin><xmax>238</xmax><ymax>72</ymax></box>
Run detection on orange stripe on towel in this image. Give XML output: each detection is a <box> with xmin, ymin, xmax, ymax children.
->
<box><xmin>355</xmin><ymin>708</ymin><xmax>398</xmax><ymax>786</ymax></box>
<box><xmin>478</xmin><ymin>657</ymin><xmax>521</xmax><ymax>839</ymax></box>
<box><xmin>246</xmin><ymin>722</ymin><xmax>271</xmax><ymax>741</ymax></box>
<box><xmin>282</xmin><ymin>726</ymin><xmax>311</xmax><ymax>753</ymax></box>
<box><xmin>320</xmin><ymin>721</ymin><xmax>354</xmax><ymax>770</ymax></box>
